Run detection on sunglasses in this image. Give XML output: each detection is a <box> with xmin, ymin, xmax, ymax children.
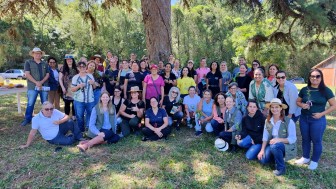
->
<box><xmin>44</xmin><ymin>108</ymin><xmax>54</xmax><ymax>111</ymax></box>
<box><xmin>78</xmin><ymin>65</ymin><xmax>86</xmax><ymax>68</ymax></box>
<box><xmin>276</xmin><ymin>76</ymin><xmax>286</xmax><ymax>79</ymax></box>
<box><xmin>310</xmin><ymin>75</ymin><xmax>321</xmax><ymax>79</ymax></box>
<box><xmin>172</xmin><ymin>91</ymin><xmax>178</xmax><ymax>94</ymax></box>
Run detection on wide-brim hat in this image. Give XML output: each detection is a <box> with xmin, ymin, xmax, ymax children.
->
<box><xmin>215</xmin><ymin>138</ymin><xmax>229</xmax><ymax>152</ymax></box>
<box><xmin>128</xmin><ymin>86</ymin><xmax>142</xmax><ymax>93</ymax></box>
<box><xmin>265</xmin><ymin>98</ymin><xmax>288</xmax><ymax>109</ymax></box>
<box><xmin>64</xmin><ymin>54</ymin><xmax>74</xmax><ymax>59</ymax></box>
<box><xmin>90</xmin><ymin>54</ymin><xmax>103</xmax><ymax>62</ymax></box>
<box><xmin>29</xmin><ymin>47</ymin><xmax>45</xmax><ymax>57</ymax></box>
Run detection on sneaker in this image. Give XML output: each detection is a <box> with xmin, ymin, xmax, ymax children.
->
<box><xmin>141</xmin><ymin>137</ymin><xmax>148</xmax><ymax>142</ymax></box>
<box><xmin>308</xmin><ymin>161</ymin><xmax>318</xmax><ymax>170</ymax></box>
<box><xmin>187</xmin><ymin>123</ymin><xmax>193</xmax><ymax>128</ymax></box>
<box><xmin>295</xmin><ymin>157</ymin><xmax>310</xmax><ymax>165</ymax></box>
<box><xmin>20</xmin><ymin>120</ymin><xmax>31</xmax><ymax>127</ymax></box>
<box><xmin>195</xmin><ymin>131</ymin><xmax>203</xmax><ymax>136</ymax></box>
<box><xmin>273</xmin><ymin>169</ymin><xmax>286</xmax><ymax>176</ymax></box>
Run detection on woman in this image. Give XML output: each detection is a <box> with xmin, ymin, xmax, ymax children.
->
<box><xmin>196</xmin><ymin>58</ymin><xmax>210</xmax><ymax>97</ymax></box>
<box><xmin>119</xmin><ymin>86</ymin><xmax>145</xmax><ymax>137</ymax></box>
<box><xmin>232</xmin><ymin>64</ymin><xmax>252</xmax><ymax>100</ymax></box>
<box><xmin>248</xmin><ymin>68</ymin><xmax>274</xmax><ymax>116</ymax></box>
<box><xmin>267</xmin><ymin>64</ymin><xmax>279</xmax><ymax>87</ymax></box>
<box><xmin>103</xmin><ymin>51</ymin><xmax>113</xmax><ymax>70</ymax></box>
<box><xmin>161</xmin><ymin>63</ymin><xmax>177</xmax><ymax>96</ymax></box>
<box><xmin>172</xmin><ymin>59</ymin><xmax>181</xmax><ymax>79</ymax></box>
<box><xmin>177</xmin><ymin>67</ymin><xmax>196</xmax><ymax>98</ymax></box>
<box><xmin>140</xmin><ymin>59</ymin><xmax>150</xmax><ymax>76</ymax></box>
<box><xmin>195</xmin><ymin>90</ymin><xmax>214</xmax><ymax>136</ymax></box>
<box><xmin>183</xmin><ymin>86</ymin><xmax>201</xmax><ymax>128</ymax></box>
<box><xmin>186</xmin><ymin>60</ymin><xmax>197</xmax><ymax>83</ymax></box>
<box><xmin>162</xmin><ymin>87</ymin><xmax>183</xmax><ymax>130</ymax></box>
<box><xmin>206</xmin><ymin>61</ymin><xmax>222</xmax><ymax>97</ymax></box>
<box><xmin>235</xmin><ymin>100</ymin><xmax>265</xmax><ymax>160</ymax></box>
<box><xmin>77</xmin><ymin>92</ymin><xmax>120</xmax><ymax>151</ymax></box>
<box><xmin>71</xmin><ymin>61</ymin><xmax>96</xmax><ymax>132</ymax></box>
<box><xmin>142</xmin><ymin>97</ymin><xmax>171</xmax><ymax>141</ymax></box>
<box><xmin>220</xmin><ymin>61</ymin><xmax>232</xmax><ymax>93</ymax></box>
<box><xmin>219</xmin><ymin>96</ymin><xmax>243</xmax><ymax>152</ymax></box>
<box><xmin>87</xmin><ymin>60</ymin><xmax>104</xmax><ymax>105</ymax></box>
<box><xmin>247</xmin><ymin>60</ymin><xmax>261</xmax><ymax>79</ymax></box>
<box><xmin>226</xmin><ymin>82</ymin><xmax>247</xmax><ymax>115</ymax></box>
<box><xmin>273</xmin><ymin>70</ymin><xmax>301</xmax><ymax>122</ymax></box>
<box><xmin>295</xmin><ymin>69</ymin><xmax>336</xmax><ymax>170</ymax></box>
<box><xmin>210</xmin><ymin>93</ymin><xmax>227</xmax><ymax>136</ymax></box>
<box><xmin>111</xmin><ymin>86</ymin><xmax>125</xmax><ymax>134</ymax></box>
<box><xmin>59</xmin><ymin>54</ymin><xmax>78</xmax><ymax>120</ymax></box>
<box><xmin>90</xmin><ymin>54</ymin><xmax>104</xmax><ymax>73</ymax></box>
<box><xmin>116</xmin><ymin>60</ymin><xmax>131</xmax><ymax>94</ymax></box>
<box><xmin>124</xmin><ymin>61</ymin><xmax>144</xmax><ymax>99</ymax></box>
<box><xmin>47</xmin><ymin>57</ymin><xmax>60</xmax><ymax>110</ymax></box>
<box><xmin>143</xmin><ymin>64</ymin><xmax>165</xmax><ymax>109</ymax></box>
<box><xmin>257</xmin><ymin>98</ymin><xmax>297</xmax><ymax>176</ymax></box>
<box><xmin>103</xmin><ymin>56</ymin><xmax>119</xmax><ymax>95</ymax></box>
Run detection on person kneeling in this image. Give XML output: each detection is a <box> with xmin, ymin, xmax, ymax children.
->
<box><xmin>142</xmin><ymin>97</ymin><xmax>171</xmax><ymax>141</ymax></box>
<box><xmin>77</xmin><ymin>92</ymin><xmax>120</xmax><ymax>151</ymax></box>
<box><xmin>20</xmin><ymin>101</ymin><xmax>83</xmax><ymax>148</ymax></box>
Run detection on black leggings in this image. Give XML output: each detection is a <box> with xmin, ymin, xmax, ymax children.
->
<box><xmin>63</xmin><ymin>98</ymin><xmax>75</xmax><ymax>116</ymax></box>
<box><xmin>142</xmin><ymin>126</ymin><xmax>172</xmax><ymax>141</ymax></box>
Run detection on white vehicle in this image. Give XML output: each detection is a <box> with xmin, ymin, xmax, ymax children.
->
<box><xmin>0</xmin><ymin>69</ymin><xmax>26</xmax><ymax>80</ymax></box>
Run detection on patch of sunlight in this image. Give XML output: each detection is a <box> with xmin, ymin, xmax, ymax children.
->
<box><xmin>166</xmin><ymin>161</ymin><xmax>185</xmax><ymax>173</ymax></box>
<box><xmin>326</xmin><ymin>115</ymin><xmax>336</xmax><ymax>120</ymax></box>
<box><xmin>326</xmin><ymin>126</ymin><xmax>336</xmax><ymax>131</ymax></box>
<box><xmin>130</xmin><ymin>161</ymin><xmax>160</xmax><ymax>177</ymax></box>
<box><xmin>104</xmin><ymin>172</ymin><xmax>151</xmax><ymax>188</ymax></box>
<box><xmin>192</xmin><ymin>160</ymin><xmax>222</xmax><ymax>183</ymax></box>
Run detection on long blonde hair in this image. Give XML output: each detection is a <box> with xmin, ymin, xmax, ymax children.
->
<box><xmin>99</xmin><ymin>91</ymin><xmax>115</xmax><ymax>114</ymax></box>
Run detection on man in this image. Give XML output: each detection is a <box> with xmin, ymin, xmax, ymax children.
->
<box><xmin>232</xmin><ymin>56</ymin><xmax>251</xmax><ymax>77</ymax></box>
<box><xmin>20</xmin><ymin>47</ymin><xmax>50</xmax><ymax>126</ymax></box>
<box><xmin>20</xmin><ymin>101</ymin><xmax>83</xmax><ymax>148</ymax></box>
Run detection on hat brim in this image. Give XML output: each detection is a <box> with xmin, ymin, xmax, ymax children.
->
<box><xmin>90</xmin><ymin>56</ymin><xmax>103</xmax><ymax>62</ymax></box>
<box><xmin>29</xmin><ymin>50</ymin><xmax>45</xmax><ymax>57</ymax></box>
<box><xmin>215</xmin><ymin>141</ymin><xmax>229</xmax><ymax>152</ymax></box>
<box><xmin>128</xmin><ymin>90</ymin><xmax>142</xmax><ymax>93</ymax></box>
<box><xmin>265</xmin><ymin>102</ymin><xmax>288</xmax><ymax>109</ymax></box>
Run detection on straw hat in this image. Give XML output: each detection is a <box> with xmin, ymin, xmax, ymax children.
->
<box><xmin>214</xmin><ymin>138</ymin><xmax>229</xmax><ymax>152</ymax></box>
<box><xmin>265</xmin><ymin>98</ymin><xmax>288</xmax><ymax>109</ymax></box>
<box><xmin>29</xmin><ymin>47</ymin><xmax>45</xmax><ymax>56</ymax></box>
<box><xmin>128</xmin><ymin>86</ymin><xmax>142</xmax><ymax>93</ymax></box>
<box><xmin>90</xmin><ymin>54</ymin><xmax>103</xmax><ymax>62</ymax></box>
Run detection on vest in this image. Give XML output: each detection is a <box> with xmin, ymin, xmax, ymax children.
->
<box><xmin>225</xmin><ymin>107</ymin><xmax>241</xmax><ymax>145</ymax></box>
<box><xmin>26</xmin><ymin>60</ymin><xmax>49</xmax><ymax>90</ymax></box>
<box><xmin>265</xmin><ymin>117</ymin><xmax>297</xmax><ymax>161</ymax></box>
<box><xmin>87</xmin><ymin>105</ymin><xmax>116</xmax><ymax>138</ymax></box>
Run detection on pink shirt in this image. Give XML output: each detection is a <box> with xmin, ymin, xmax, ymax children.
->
<box><xmin>144</xmin><ymin>75</ymin><xmax>165</xmax><ymax>99</ymax></box>
<box><xmin>196</xmin><ymin>67</ymin><xmax>210</xmax><ymax>83</ymax></box>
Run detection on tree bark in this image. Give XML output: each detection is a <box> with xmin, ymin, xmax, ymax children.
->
<box><xmin>141</xmin><ymin>0</ymin><xmax>172</xmax><ymax>63</ymax></box>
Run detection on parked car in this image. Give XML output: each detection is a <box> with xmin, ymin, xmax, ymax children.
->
<box><xmin>0</xmin><ymin>69</ymin><xmax>26</xmax><ymax>80</ymax></box>
<box><xmin>289</xmin><ymin>77</ymin><xmax>305</xmax><ymax>84</ymax></box>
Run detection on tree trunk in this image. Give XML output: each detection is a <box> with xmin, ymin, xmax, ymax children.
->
<box><xmin>141</xmin><ymin>0</ymin><xmax>172</xmax><ymax>63</ymax></box>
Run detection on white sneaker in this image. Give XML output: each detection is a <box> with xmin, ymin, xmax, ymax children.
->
<box><xmin>187</xmin><ymin>123</ymin><xmax>193</xmax><ymax>128</ymax></box>
<box><xmin>295</xmin><ymin>157</ymin><xmax>310</xmax><ymax>165</ymax></box>
<box><xmin>308</xmin><ymin>161</ymin><xmax>318</xmax><ymax>170</ymax></box>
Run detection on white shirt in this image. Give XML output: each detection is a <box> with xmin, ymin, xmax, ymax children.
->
<box><xmin>32</xmin><ymin>109</ymin><xmax>65</xmax><ymax>140</ymax></box>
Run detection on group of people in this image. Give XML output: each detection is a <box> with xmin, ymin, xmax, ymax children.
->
<box><xmin>19</xmin><ymin>47</ymin><xmax>336</xmax><ymax>176</ymax></box>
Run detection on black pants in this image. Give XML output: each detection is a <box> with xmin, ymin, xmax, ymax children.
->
<box><xmin>142</xmin><ymin>126</ymin><xmax>172</xmax><ymax>141</ymax></box>
<box><xmin>63</xmin><ymin>98</ymin><xmax>75</xmax><ymax>116</ymax></box>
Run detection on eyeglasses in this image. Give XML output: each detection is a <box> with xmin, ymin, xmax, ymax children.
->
<box><xmin>276</xmin><ymin>76</ymin><xmax>286</xmax><ymax>80</ymax></box>
<box><xmin>188</xmin><ymin>62</ymin><xmax>193</xmax><ymax>64</ymax></box>
<box><xmin>114</xmin><ymin>90</ymin><xmax>121</xmax><ymax>93</ymax></box>
<box><xmin>49</xmin><ymin>61</ymin><xmax>56</xmax><ymax>63</ymax></box>
<box><xmin>78</xmin><ymin>65</ymin><xmax>86</xmax><ymax>68</ymax></box>
<box><xmin>172</xmin><ymin>91</ymin><xmax>178</xmax><ymax>94</ymax></box>
<box><xmin>230</xmin><ymin>87</ymin><xmax>237</xmax><ymax>90</ymax></box>
<box><xmin>310</xmin><ymin>75</ymin><xmax>321</xmax><ymax>79</ymax></box>
<box><xmin>44</xmin><ymin>108</ymin><xmax>54</xmax><ymax>111</ymax></box>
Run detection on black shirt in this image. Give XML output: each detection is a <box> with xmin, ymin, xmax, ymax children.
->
<box><xmin>160</xmin><ymin>72</ymin><xmax>176</xmax><ymax>95</ymax></box>
<box><xmin>121</xmin><ymin>99</ymin><xmax>145</xmax><ymax>121</ymax></box>
<box><xmin>126</xmin><ymin>71</ymin><xmax>144</xmax><ymax>91</ymax></box>
<box><xmin>206</xmin><ymin>71</ymin><xmax>222</xmax><ymax>86</ymax></box>
<box><xmin>163</xmin><ymin>96</ymin><xmax>180</xmax><ymax>116</ymax></box>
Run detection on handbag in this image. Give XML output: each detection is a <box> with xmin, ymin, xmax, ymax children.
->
<box><xmin>151</xmin><ymin>76</ymin><xmax>162</xmax><ymax>101</ymax></box>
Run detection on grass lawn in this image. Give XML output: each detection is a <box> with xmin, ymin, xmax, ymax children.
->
<box><xmin>1</xmin><ymin>80</ymin><xmax>336</xmax><ymax>188</ymax></box>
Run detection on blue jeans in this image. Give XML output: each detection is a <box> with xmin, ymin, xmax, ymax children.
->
<box><xmin>100</xmin><ymin>129</ymin><xmax>120</xmax><ymax>144</ymax></box>
<box><xmin>24</xmin><ymin>90</ymin><xmax>48</xmax><ymax>122</ymax></box>
<box><xmin>291</xmin><ymin>115</ymin><xmax>300</xmax><ymax>123</ymax></box>
<box><xmin>237</xmin><ymin>135</ymin><xmax>262</xmax><ymax>160</ymax></box>
<box><xmin>210</xmin><ymin>120</ymin><xmax>224</xmax><ymax>136</ymax></box>
<box><xmin>48</xmin><ymin>120</ymin><xmax>82</xmax><ymax>145</ymax></box>
<box><xmin>259</xmin><ymin>142</ymin><xmax>286</xmax><ymax>172</ymax></box>
<box><xmin>74</xmin><ymin>100</ymin><xmax>95</xmax><ymax>132</ymax></box>
<box><xmin>299</xmin><ymin>114</ymin><xmax>326</xmax><ymax>162</ymax></box>
<box><xmin>93</xmin><ymin>88</ymin><xmax>101</xmax><ymax>106</ymax></box>
<box><xmin>168</xmin><ymin>111</ymin><xmax>183</xmax><ymax>126</ymax></box>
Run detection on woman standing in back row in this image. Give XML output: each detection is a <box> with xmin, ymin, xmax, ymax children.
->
<box><xmin>295</xmin><ymin>69</ymin><xmax>336</xmax><ymax>170</ymax></box>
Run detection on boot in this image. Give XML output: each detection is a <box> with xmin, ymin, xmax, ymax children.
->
<box><xmin>77</xmin><ymin>136</ymin><xmax>104</xmax><ymax>152</ymax></box>
<box><xmin>228</xmin><ymin>144</ymin><xmax>237</xmax><ymax>153</ymax></box>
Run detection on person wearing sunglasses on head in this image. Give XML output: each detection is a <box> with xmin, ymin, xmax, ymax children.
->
<box><xmin>295</xmin><ymin>69</ymin><xmax>336</xmax><ymax>170</ymax></box>
<box><xmin>273</xmin><ymin>71</ymin><xmax>301</xmax><ymax>123</ymax></box>
<box><xmin>20</xmin><ymin>101</ymin><xmax>84</xmax><ymax>149</ymax></box>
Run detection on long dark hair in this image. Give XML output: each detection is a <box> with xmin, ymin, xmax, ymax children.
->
<box><xmin>214</xmin><ymin>92</ymin><xmax>226</xmax><ymax>107</ymax></box>
<box><xmin>308</xmin><ymin>68</ymin><xmax>327</xmax><ymax>96</ymax></box>
<box><xmin>180</xmin><ymin>67</ymin><xmax>190</xmax><ymax>78</ymax></box>
<box><xmin>210</xmin><ymin>61</ymin><xmax>221</xmax><ymax>75</ymax></box>
<box><xmin>62</xmin><ymin>58</ymin><xmax>78</xmax><ymax>74</ymax></box>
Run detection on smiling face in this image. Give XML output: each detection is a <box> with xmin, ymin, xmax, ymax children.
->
<box><xmin>131</xmin><ymin>62</ymin><xmax>139</xmax><ymax>72</ymax></box>
<box><xmin>225</xmin><ymin>97</ymin><xmax>235</xmax><ymax>109</ymax></box>
<box><xmin>276</xmin><ymin>72</ymin><xmax>286</xmax><ymax>86</ymax></box>
<box><xmin>33</xmin><ymin>51</ymin><xmax>42</xmax><ymax>61</ymax></box>
<box><xmin>254</xmin><ymin>69</ymin><xmax>264</xmax><ymax>83</ymax></box>
<box><xmin>100</xmin><ymin>93</ymin><xmax>110</xmax><ymax>105</ymax></box>
<box><xmin>87</xmin><ymin>62</ymin><xmax>96</xmax><ymax>72</ymax></box>
<box><xmin>309</xmin><ymin>70</ymin><xmax>322</xmax><ymax>87</ymax></box>
<box><xmin>203</xmin><ymin>91</ymin><xmax>212</xmax><ymax>101</ymax></box>
<box><xmin>211</xmin><ymin>62</ymin><xmax>217</xmax><ymax>71</ymax></box>
<box><xmin>165</xmin><ymin>64</ymin><xmax>172</xmax><ymax>72</ymax></box>
<box><xmin>239</xmin><ymin>64</ymin><xmax>247</xmax><ymax>74</ymax></box>
<box><xmin>188</xmin><ymin>87</ymin><xmax>196</xmax><ymax>96</ymax></box>
<box><xmin>229</xmin><ymin>85</ymin><xmax>237</xmax><ymax>95</ymax></box>
<box><xmin>182</xmin><ymin>67</ymin><xmax>189</xmax><ymax>77</ymax></box>
<box><xmin>268</xmin><ymin>66</ymin><xmax>278</xmax><ymax>77</ymax></box>
<box><xmin>150</xmin><ymin>98</ymin><xmax>159</xmax><ymax>108</ymax></box>
<box><xmin>220</xmin><ymin>62</ymin><xmax>227</xmax><ymax>72</ymax></box>
<box><xmin>270</xmin><ymin>104</ymin><xmax>282</xmax><ymax>116</ymax></box>
<box><xmin>42</xmin><ymin>103</ymin><xmax>54</xmax><ymax>118</ymax></box>
<box><xmin>217</xmin><ymin>94</ymin><xmax>225</xmax><ymax>105</ymax></box>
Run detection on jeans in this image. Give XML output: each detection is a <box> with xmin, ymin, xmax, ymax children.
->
<box><xmin>259</xmin><ymin>143</ymin><xmax>286</xmax><ymax>172</ymax></box>
<box><xmin>74</xmin><ymin>100</ymin><xmax>95</xmax><ymax>132</ymax></box>
<box><xmin>120</xmin><ymin>117</ymin><xmax>140</xmax><ymax>137</ymax></box>
<box><xmin>210</xmin><ymin>120</ymin><xmax>224</xmax><ymax>136</ymax></box>
<box><xmin>48</xmin><ymin>120</ymin><xmax>82</xmax><ymax>145</ymax></box>
<box><xmin>93</xmin><ymin>88</ymin><xmax>101</xmax><ymax>106</ymax></box>
<box><xmin>195</xmin><ymin>114</ymin><xmax>213</xmax><ymax>132</ymax></box>
<box><xmin>100</xmin><ymin>128</ymin><xmax>120</xmax><ymax>144</ymax></box>
<box><xmin>219</xmin><ymin>131</ymin><xmax>232</xmax><ymax>144</ymax></box>
<box><xmin>237</xmin><ymin>135</ymin><xmax>262</xmax><ymax>160</ymax></box>
<box><xmin>24</xmin><ymin>90</ymin><xmax>48</xmax><ymax>122</ymax></box>
<box><xmin>168</xmin><ymin>111</ymin><xmax>184</xmax><ymax>126</ymax></box>
<box><xmin>291</xmin><ymin>115</ymin><xmax>300</xmax><ymax>123</ymax></box>
<box><xmin>299</xmin><ymin>114</ymin><xmax>326</xmax><ymax>162</ymax></box>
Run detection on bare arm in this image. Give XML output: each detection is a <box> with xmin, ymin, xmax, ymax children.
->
<box><xmin>19</xmin><ymin>129</ymin><xmax>38</xmax><ymax>149</ymax></box>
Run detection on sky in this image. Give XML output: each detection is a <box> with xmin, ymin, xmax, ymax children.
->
<box><xmin>171</xmin><ymin>0</ymin><xmax>178</xmax><ymax>5</ymax></box>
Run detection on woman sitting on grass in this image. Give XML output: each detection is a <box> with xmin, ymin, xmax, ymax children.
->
<box><xmin>77</xmin><ymin>92</ymin><xmax>120</xmax><ymax>152</ymax></box>
<box><xmin>210</xmin><ymin>92</ymin><xmax>227</xmax><ymax>137</ymax></box>
<box><xmin>183</xmin><ymin>86</ymin><xmax>201</xmax><ymax>128</ymax></box>
<box><xmin>194</xmin><ymin>89</ymin><xmax>214</xmax><ymax>136</ymax></box>
<box><xmin>257</xmin><ymin>98</ymin><xmax>297</xmax><ymax>176</ymax></box>
<box><xmin>162</xmin><ymin>87</ymin><xmax>183</xmax><ymax>130</ymax></box>
<box><xmin>142</xmin><ymin>97</ymin><xmax>171</xmax><ymax>141</ymax></box>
